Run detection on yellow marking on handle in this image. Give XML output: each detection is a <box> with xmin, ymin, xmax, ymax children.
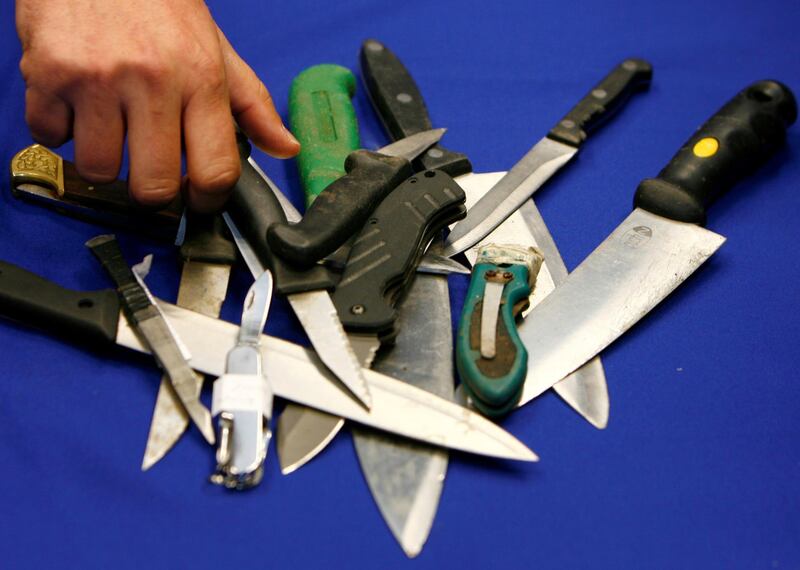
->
<box><xmin>693</xmin><ymin>137</ymin><xmax>719</xmax><ymax>158</ymax></box>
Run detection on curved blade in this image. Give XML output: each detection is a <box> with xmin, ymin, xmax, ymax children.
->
<box><xmin>377</xmin><ymin>128</ymin><xmax>446</xmax><ymax>160</ymax></box>
<box><xmin>277</xmin><ymin>406</ymin><xmax>344</xmax><ymax>475</ymax></box>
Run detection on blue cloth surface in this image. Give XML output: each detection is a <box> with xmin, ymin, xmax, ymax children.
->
<box><xmin>1</xmin><ymin>1</ymin><xmax>799</xmax><ymax>568</ymax></box>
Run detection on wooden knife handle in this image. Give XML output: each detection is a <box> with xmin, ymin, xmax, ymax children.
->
<box><xmin>634</xmin><ymin>80</ymin><xmax>797</xmax><ymax>225</ymax></box>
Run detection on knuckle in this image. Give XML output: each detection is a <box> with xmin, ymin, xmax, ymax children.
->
<box><xmin>131</xmin><ymin>178</ymin><xmax>181</xmax><ymax>207</ymax></box>
<box><xmin>191</xmin><ymin>159</ymin><xmax>240</xmax><ymax>193</ymax></box>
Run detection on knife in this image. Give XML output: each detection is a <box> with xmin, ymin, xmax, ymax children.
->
<box><xmin>456</xmin><ymin>244</ymin><xmax>543</xmax><ymax>418</ymax></box>
<box><xmin>142</xmin><ymin>213</ymin><xmax>236</xmax><ymax>469</ymax></box>
<box><xmin>514</xmin><ymin>79</ymin><xmax>796</xmax><ymax>407</ymax></box>
<box><xmin>275</xmin><ymin>65</ymin><xmax>466</xmax><ymax>480</ymax></box>
<box><xmin>85</xmin><ymin>234</ymin><xmax>216</xmax><ymax>444</ymax></box>
<box><xmin>0</xmin><ymin>259</ymin><xmax>538</xmax><ymax>462</ymax></box>
<box><xmin>210</xmin><ymin>269</ymin><xmax>274</xmax><ymax>490</ymax></box>
<box><xmin>440</xmin><ymin>57</ymin><xmax>652</xmax><ymax>258</ymax></box>
<box><xmin>359</xmin><ymin>39</ymin><xmax>614</xmax><ymax>428</ymax></box>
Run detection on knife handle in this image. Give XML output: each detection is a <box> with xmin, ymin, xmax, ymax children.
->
<box><xmin>0</xmin><ymin>260</ymin><xmax>120</xmax><ymax>346</ymax></box>
<box><xmin>180</xmin><ymin>213</ymin><xmax>237</xmax><ymax>265</ymax></box>
<box><xmin>456</xmin><ymin>263</ymin><xmax>532</xmax><ymax>418</ymax></box>
<box><xmin>226</xmin><ymin>134</ymin><xmax>336</xmax><ymax>295</ymax></box>
<box><xmin>266</xmin><ymin>150</ymin><xmax>413</xmax><ymax>267</ymax></box>
<box><xmin>331</xmin><ymin>169</ymin><xmax>466</xmax><ymax>339</ymax></box>
<box><xmin>289</xmin><ymin>64</ymin><xmax>361</xmax><ymax>206</ymax></box>
<box><xmin>360</xmin><ymin>39</ymin><xmax>472</xmax><ymax>176</ymax></box>
<box><xmin>548</xmin><ymin>58</ymin><xmax>653</xmax><ymax>147</ymax></box>
<box><xmin>635</xmin><ymin>80</ymin><xmax>797</xmax><ymax>225</ymax></box>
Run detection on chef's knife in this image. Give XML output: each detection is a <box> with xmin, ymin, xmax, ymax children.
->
<box><xmin>142</xmin><ymin>213</ymin><xmax>236</xmax><ymax>469</ymax></box>
<box><xmin>515</xmin><ymin>79</ymin><xmax>796</xmax><ymax>407</ymax></box>
<box><xmin>360</xmin><ymin>39</ymin><xmax>612</xmax><ymax>427</ymax></box>
<box><xmin>0</xmin><ymin>260</ymin><xmax>538</xmax><ymax>462</ymax></box>
<box><xmin>440</xmin><ymin>57</ymin><xmax>652</xmax><ymax>258</ymax></box>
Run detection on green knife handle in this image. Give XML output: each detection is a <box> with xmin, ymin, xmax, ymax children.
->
<box><xmin>266</xmin><ymin>151</ymin><xmax>413</xmax><ymax>267</ymax></box>
<box><xmin>456</xmin><ymin>263</ymin><xmax>531</xmax><ymax>418</ymax></box>
<box><xmin>635</xmin><ymin>80</ymin><xmax>797</xmax><ymax>225</ymax></box>
<box><xmin>289</xmin><ymin>64</ymin><xmax>360</xmax><ymax>206</ymax></box>
<box><xmin>0</xmin><ymin>260</ymin><xmax>120</xmax><ymax>346</ymax></box>
<box><xmin>548</xmin><ymin>58</ymin><xmax>652</xmax><ymax>147</ymax></box>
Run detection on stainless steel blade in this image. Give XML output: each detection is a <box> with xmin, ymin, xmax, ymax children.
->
<box><xmin>276</xmin><ymin>407</ymin><xmax>343</xmax><ymax>475</ymax></box>
<box><xmin>352</xmin><ymin>273</ymin><xmax>453</xmax><ymax>558</ymax></box>
<box><xmin>115</xmin><ymin>301</ymin><xmax>537</xmax><ymax>461</ymax></box>
<box><xmin>142</xmin><ymin>261</ymin><xmax>231</xmax><ymax>470</ymax></box>
<box><xmin>458</xmin><ymin>172</ymin><xmax>609</xmax><ymax>427</ymax></box>
<box><xmin>517</xmin><ymin>208</ymin><xmax>726</xmax><ymax>406</ymax></box>
<box><xmin>378</xmin><ymin>128</ymin><xmax>446</xmax><ymax>160</ymax></box>
<box><xmin>442</xmin><ymin>137</ymin><xmax>577</xmax><ymax>257</ymax></box>
<box><xmin>288</xmin><ymin>291</ymin><xmax>373</xmax><ymax>408</ymax></box>
<box><xmin>416</xmin><ymin>253</ymin><xmax>470</xmax><ymax>275</ymax></box>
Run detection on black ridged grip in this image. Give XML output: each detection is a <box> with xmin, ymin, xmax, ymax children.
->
<box><xmin>226</xmin><ymin>134</ymin><xmax>337</xmax><ymax>295</ymax></box>
<box><xmin>0</xmin><ymin>260</ymin><xmax>120</xmax><ymax>346</ymax></box>
<box><xmin>360</xmin><ymin>39</ymin><xmax>472</xmax><ymax>176</ymax></box>
<box><xmin>634</xmin><ymin>80</ymin><xmax>797</xmax><ymax>225</ymax></box>
<box><xmin>266</xmin><ymin>149</ymin><xmax>413</xmax><ymax>267</ymax></box>
<box><xmin>180</xmin><ymin>213</ymin><xmax>236</xmax><ymax>265</ymax></box>
<box><xmin>331</xmin><ymin>169</ymin><xmax>466</xmax><ymax>340</ymax></box>
<box><xmin>548</xmin><ymin>58</ymin><xmax>653</xmax><ymax>147</ymax></box>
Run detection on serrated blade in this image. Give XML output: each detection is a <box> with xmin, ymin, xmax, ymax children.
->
<box><xmin>442</xmin><ymin>137</ymin><xmax>577</xmax><ymax>257</ymax></box>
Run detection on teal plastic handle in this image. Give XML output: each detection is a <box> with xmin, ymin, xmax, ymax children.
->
<box><xmin>289</xmin><ymin>64</ymin><xmax>361</xmax><ymax>206</ymax></box>
<box><xmin>456</xmin><ymin>262</ymin><xmax>532</xmax><ymax>418</ymax></box>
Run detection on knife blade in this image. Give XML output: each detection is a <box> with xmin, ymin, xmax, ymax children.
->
<box><xmin>84</xmin><ymin>234</ymin><xmax>215</xmax><ymax>444</ymax></box>
<box><xmin>142</xmin><ymin>213</ymin><xmax>236</xmax><ymax>470</ymax></box>
<box><xmin>0</xmin><ymin>259</ymin><xmax>538</xmax><ymax>462</ymax></box>
<box><xmin>515</xmin><ymin>79</ymin><xmax>796</xmax><ymax>407</ymax></box>
<box><xmin>359</xmin><ymin>39</ymin><xmax>612</xmax><ymax>428</ymax></box>
<box><xmin>440</xmin><ymin>57</ymin><xmax>652</xmax><ymax>258</ymax></box>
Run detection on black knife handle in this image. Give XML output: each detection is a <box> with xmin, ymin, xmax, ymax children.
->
<box><xmin>548</xmin><ymin>58</ymin><xmax>653</xmax><ymax>147</ymax></box>
<box><xmin>0</xmin><ymin>260</ymin><xmax>120</xmax><ymax>346</ymax></box>
<box><xmin>332</xmin><ymin>169</ymin><xmax>466</xmax><ymax>338</ymax></box>
<box><xmin>266</xmin><ymin>149</ymin><xmax>413</xmax><ymax>267</ymax></box>
<box><xmin>226</xmin><ymin>134</ymin><xmax>336</xmax><ymax>294</ymax></box>
<box><xmin>360</xmin><ymin>39</ymin><xmax>472</xmax><ymax>176</ymax></box>
<box><xmin>180</xmin><ymin>213</ymin><xmax>237</xmax><ymax>265</ymax></box>
<box><xmin>85</xmin><ymin>234</ymin><xmax>154</xmax><ymax>318</ymax></box>
<box><xmin>634</xmin><ymin>80</ymin><xmax>797</xmax><ymax>225</ymax></box>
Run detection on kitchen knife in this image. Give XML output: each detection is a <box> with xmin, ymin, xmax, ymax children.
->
<box><xmin>142</xmin><ymin>213</ymin><xmax>236</xmax><ymax>470</ymax></box>
<box><xmin>360</xmin><ymin>39</ymin><xmax>611</xmax><ymax>427</ymax></box>
<box><xmin>515</xmin><ymin>79</ymin><xmax>796</xmax><ymax>407</ymax></box>
<box><xmin>440</xmin><ymin>57</ymin><xmax>652</xmax><ymax>258</ymax></box>
<box><xmin>0</xmin><ymin>259</ymin><xmax>538</xmax><ymax>462</ymax></box>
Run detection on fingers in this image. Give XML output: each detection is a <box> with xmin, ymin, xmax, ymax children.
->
<box><xmin>182</xmin><ymin>76</ymin><xmax>240</xmax><ymax>212</ymax></box>
<box><xmin>25</xmin><ymin>87</ymin><xmax>72</xmax><ymax>147</ymax></box>
<box><xmin>72</xmin><ymin>92</ymin><xmax>124</xmax><ymax>183</ymax></box>
<box><xmin>217</xmin><ymin>29</ymin><xmax>300</xmax><ymax>158</ymax></box>
<box><xmin>125</xmin><ymin>89</ymin><xmax>182</xmax><ymax>208</ymax></box>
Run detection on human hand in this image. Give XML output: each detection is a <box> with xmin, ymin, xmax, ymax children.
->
<box><xmin>16</xmin><ymin>0</ymin><xmax>300</xmax><ymax>212</ymax></box>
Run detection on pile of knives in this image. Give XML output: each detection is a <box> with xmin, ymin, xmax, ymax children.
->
<box><xmin>3</xmin><ymin>38</ymin><xmax>797</xmax><ymax>557</ymax></box>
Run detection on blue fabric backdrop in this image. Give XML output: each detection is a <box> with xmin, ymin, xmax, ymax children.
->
<box><xmin>1</xmin><ymin>1</ymin><xmax>798</xmax><ymax>568</ymax></box>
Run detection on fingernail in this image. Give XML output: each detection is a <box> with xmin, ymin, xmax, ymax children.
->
<box><xmin>282</xmin><ymin>124</ymin><xmax>300</xmax><ymax>147</ymax></box>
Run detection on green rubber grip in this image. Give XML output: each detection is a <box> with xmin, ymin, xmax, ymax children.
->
<box><xmin>289</xmin><ymin>64</ymin><xmax>361</xmax><ymax>206</ymax></box>
<box><xmin>456</xmin><ymin>263</ymin><xmax>532</xmax><ymax>418</ymax></box>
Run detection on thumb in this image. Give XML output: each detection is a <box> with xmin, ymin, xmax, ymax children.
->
<box><xmin>217</xmin><ymin>28</ymin><xmax>300</xmax><ymax>158</ymax></box>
